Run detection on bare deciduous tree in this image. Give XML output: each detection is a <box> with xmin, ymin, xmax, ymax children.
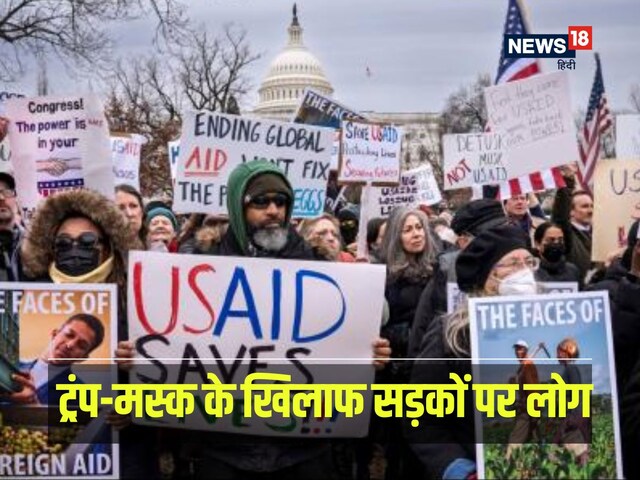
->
<box><xmin>440</xmin><ymin>73</ymin><xmax>492</xmax><ymax>134</ymax></box>
<box><xmin>104</xmin><ymin>24</ymin><xmax>260</xmax><ymax>197</ymax></box>
<box><xmin>0</xmin><ymin>0</ymin><xmax>188</xmax><ymax>81</ymax></box>
<box><xmin>630</xmin><ymin>84</ymin><xmax>640</xmax><ymax>113</ymax></box>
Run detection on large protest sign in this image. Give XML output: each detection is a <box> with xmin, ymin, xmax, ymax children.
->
<box><xmin>4</xmin><ymin>95</ymin><xmax>114</xmax><ymax>220</ymax></box>
<box><xmin>111</xmin><ymin>134</ymin><xmax>145</xmax><ymax>190</ymax></box>
<box><xmin>365</xmin><ymin>165</ymin><xmax>441</xmax><ymax>218</ymax></box>
<box><xmin>127</xmin><ymin>251</ymin><xmax>386</xmax><ymax>437</ymax></box>
<box><xmin>481</xmin><ymin>71</ymin><xmax>578</xmax><ymax>181</ymax></box>
<box><xmin>616</xmin><ymin>114</ymin><xmax>640</xmax><ymax>159</ymax></box>
<box><xmin>292</xmin><ymin>89</ymin><xmax>367</xmax><ymax>171</ymax></box>
<box><xmin>0</xmin><ymin>283</ymin><xmax>119</xmax><ymax>479</ymax></box>
<box><xmin>0</xmin><ymin>91</ymin><xmax>25</xmax><ymax>173</ymax></box>
<box><xmin>469</xmin><ymin>291</ymin><xmax>622</xmax><ymax>480</ymax></box>
<box><xmin>592</xmin><ymin>159</ymin><xmax>640</xmax><ymax>261</ymax></box>
<box><xmin>338</xmin><ymin>120</ymin><xmax>402</xmax><ymax>185</ymax></box>
<box><xmin>174</xmin><ymin>112</ymin><xmax>333</xmax><ymax>217</ymax></box>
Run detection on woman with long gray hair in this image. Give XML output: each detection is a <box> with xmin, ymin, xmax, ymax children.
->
<box><xmin>379</xmin><ymin>206</ymin><xmax>439</xmax><ymax>480</ymax></box>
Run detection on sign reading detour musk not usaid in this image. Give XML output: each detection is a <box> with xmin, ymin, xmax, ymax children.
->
<box><xmin>127</xmin><ymin>251</ymin><xmax>386</xmax><ymax>437</ymax></box>
<box><xmin>480</xmin><ymin>71</ymin><xmax>579</xmax><ymax>181</ymax></box>
<box><xmin>173</xmin><ymin>111</ymin><xmax>334</xmax><ymax>218</ymax></box>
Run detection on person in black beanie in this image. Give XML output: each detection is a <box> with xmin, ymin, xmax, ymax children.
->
<box><xmin>408</xmin><ymin>199</ymin><xmax>507</xmax><ymax>359</ymax></box>
<box><xmin>408</xmin><ymin>225</ymin><xmax>535</xmax><ymax>480</ymax></box>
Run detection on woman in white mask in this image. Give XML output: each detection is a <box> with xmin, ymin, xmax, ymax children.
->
<box><xmin>408</xmin><ymin>224</ymin><xmax>537</xmax><ymax>480</ymax></box>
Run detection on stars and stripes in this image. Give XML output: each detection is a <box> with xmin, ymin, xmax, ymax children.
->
<box><xmin>490</xmin><ymin>0</ymin><xmax>564</xmax><ymax>199</ymax></box>
<box><xmin>577</xmin><ymin>53</ymin><xmax>613</xmax><ymax>190</ymax></box>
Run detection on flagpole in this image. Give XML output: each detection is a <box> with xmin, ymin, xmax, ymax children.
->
<box><xmin>515</xmin><ymin>0</ymin><xmax>543</xmax><ymax>73</ymax></box>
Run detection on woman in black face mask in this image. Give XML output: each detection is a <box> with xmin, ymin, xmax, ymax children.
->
<box><xmin>533</xmin><ymin>222</ymin><xmax>583</xmax><ymax>288</ymax></box>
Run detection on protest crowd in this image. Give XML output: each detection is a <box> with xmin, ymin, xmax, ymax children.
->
<box><xmin>0</xmin><ymin>2</ymin><xmax>639</xmax><ymax>480</ymax></box>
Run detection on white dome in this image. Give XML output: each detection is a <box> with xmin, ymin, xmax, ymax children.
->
<box><xmin>253</xmin><ymin>5</ymin><xmax>334</xmax><ymax>121</ymax></box>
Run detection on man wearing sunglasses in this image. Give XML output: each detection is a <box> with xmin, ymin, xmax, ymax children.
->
<box><xmin>181</xmin><ymin>159</ymin><xmax>391</xmax><ymax>479</ymax></box>
<box><xmin>212</xmin><ymin>159</ymin><xmax>315</xmax><ymax>259</ymax></box>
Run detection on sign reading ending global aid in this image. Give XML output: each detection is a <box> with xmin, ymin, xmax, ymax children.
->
<box><xmin>127</xmin><ymin>251</ymin><xmax>386</xmax><ymax>437</ymax></box>
<box><xmin>173</xmin><ymin>111</ymin><xmax>333</xmax><ymax>217</ymax></box>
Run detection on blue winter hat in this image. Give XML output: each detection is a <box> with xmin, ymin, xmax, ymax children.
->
<box><xmin>146</xmin><ymin>206</ymin><xmax>178</xmax><ymax>232</ymax></box>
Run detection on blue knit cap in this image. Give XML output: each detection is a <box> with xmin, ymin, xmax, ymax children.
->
<box><xmin>146</xmin><ymin>206</ymin><xmax>178</xmax><ymax>232</ymax></box>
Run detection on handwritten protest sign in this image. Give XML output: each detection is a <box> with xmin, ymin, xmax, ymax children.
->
<box><xmin>0</xmin><ymin>91</ymin><xmax>25</xmax><ymax>173</ymax></box>
<box><xmin>4</xmin><ymin>95</ymin><xmax>114</xmax><ymax>220</ymax></box>
<box><xmin>442</xmin><ymin>132</ymin><xmax>508</xmax><ymax>189</ymax></box>
<box><xmin>338</xmin><ymin>120</ymin><xmax>402</xmax><ymax>185</ymax></box>
<box><xmin>127</xmin><ymin>251</ymin><xmax>386</xmax><ymax>436</ymax></box>
<box><xmin>482</xmin><ymin>71</ymin><xmax>578</xmax><ymax>180</ymax></box>
<box><xmin>168</xmin><ymin>139</ymin><xmax>180</xmax><ymax>182</ymax></box>
<box><xmin>616</xmin><ymin>114</ymin><xmax>640</xmax><ymax>159</ymax></box>
<box><xmin>174</xmin><ymin>112</ymin><xmax>333</xmax><ymax>217</ymax></box>
<box><xmin>0</xmin><ymin>283</ymin><xmax>119</xmax><ymax>479</ymax></box>
<box><xmin>365</xmin><ymin>165</ymin><xmax>441</xmax><ymax>218</ymax></box>
<box><xmin>469</xmin><ymin>291</ymin><xmax>622</xmax><ymax>480</ymax></box>
<box><xmin>111</xmin><ymin>134</ymin><xmax>145</xmax><ymax>190</ymax></box>
<box><xmin>592</xmin><ymin>159</ymin><xmax>640</xmax><ymax>261</ymax></box>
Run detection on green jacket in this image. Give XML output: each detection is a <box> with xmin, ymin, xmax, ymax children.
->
<box><xmin>226</xmin><ymin>160</ymin><xmax>293</xmax><ymax>255</ymax></box>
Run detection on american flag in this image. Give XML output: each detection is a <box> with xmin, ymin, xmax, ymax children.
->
<box><xmin>489</xmin><ymin>0</ymin><xmax>565</xmax><ymax>199</ymax></box>
<box><xmin>577</xmin><ymin>53</ymin><xmax>613</xmax><ymax>190</ymax></box>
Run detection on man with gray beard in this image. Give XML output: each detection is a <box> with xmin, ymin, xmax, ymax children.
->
<box><xmin>0</xmin><ymin>172</ymin><xmax>23</xmax><ymax>281</ymax></box>
<box><xmin>207</xmin><ymin>159</ymin><xmax>318</xmax><ymax>259</ymax></box>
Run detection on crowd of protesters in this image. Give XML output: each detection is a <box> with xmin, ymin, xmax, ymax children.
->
<box><xmin>1</xmin><ymin>158</ymin><xmax>639</xmax><ymax>480</ymax></box>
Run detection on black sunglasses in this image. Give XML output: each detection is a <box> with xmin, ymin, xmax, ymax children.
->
<box><xmin>246</xmin><ymin>193</ymin><xmax>289</xmax><ymax>209</ymax></box>
<box><xmin>54</xmin><ymin>232</ymin><xmax>103</xmax><ymax>251</ymax></box>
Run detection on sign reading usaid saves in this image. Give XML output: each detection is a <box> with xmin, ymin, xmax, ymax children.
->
<box><xmin>127</xmin><ymin>251</ymin><xmax>386</xmax><ymax>437</ymax></box>
<box><xmin>173</xmin><ymin>112</ymin><xmax>333</xmax><ymax>218</ymax></box>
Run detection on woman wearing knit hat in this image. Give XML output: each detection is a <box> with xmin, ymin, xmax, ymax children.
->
<box><xmin>145</xmin><ymin>205</ymin><xmax>179</xmax><ymax>252</ymax></box>
<box><xmin>408</xmin><ymin>224</ymin><xmax>538</xmax><ymax>480</ymax></box>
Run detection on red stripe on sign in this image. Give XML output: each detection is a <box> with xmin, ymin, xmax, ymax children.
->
<box><xmin>530</xmin><ymin>172</ymin><xmax>544</xmax><ymax>191</ymax></box>
<box><xmin>509</xmin><ymin>178</ymin><xmax>522</xmax><ymax>196</ymax></box>
<box><xmin>551</xmin><ymin>167</ymin><xmax>566</xmax><ymax>188</ymax></box>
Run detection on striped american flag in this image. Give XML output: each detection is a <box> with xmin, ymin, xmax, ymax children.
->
<box><xmin>577</xmin><ymin>53</ymin><xmax>613</xmax><ymax>190</ymax></box>
<box><xmin>489</xmin><ymin>0</ymin><xmax>565</xmax><ymax>199</ymax></box>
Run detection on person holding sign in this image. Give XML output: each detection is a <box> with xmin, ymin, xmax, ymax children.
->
<box><xmin>167</xmin><ymin>159</ymin><xmax>391</xmax><ymax>479</ymax></box>
<box><xmin>552</xmin><ymin>167</ymin><xmax>597</xmax><ymax>283</ymax></box>
<box><xmin>19</xmin><ymin>189</ymin><xmax>156</xmax><ymax>477</ymax></box>
<box><xmin>409</xmin><ymin>225</ymin><xmax>536</xmax><ymax>480</ymax></box>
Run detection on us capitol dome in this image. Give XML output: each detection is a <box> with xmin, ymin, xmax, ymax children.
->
<box><xmin>252</xmin><ymin>4</ymin><xmax>334</xmax><ymax>121</ymax></box>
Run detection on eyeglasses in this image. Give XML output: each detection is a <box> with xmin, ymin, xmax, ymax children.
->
<box><xmin>246</xmin><ymin>193</ymin><xmax>289</xmax><ymax>209</ymax></box>
<box><xmin>494</xmin><ymin>256</ymin><xmax>540</xmax><ymax>271</ymax></box>
<box><xmin>54</xmin><ymin>232</ymin><xmax>103</xmax><ymax>251</ymax></box>
<box><xmin>0</xmin><ymin>188</ymin><xmax>16</xmax><ymax>199</ymax></box>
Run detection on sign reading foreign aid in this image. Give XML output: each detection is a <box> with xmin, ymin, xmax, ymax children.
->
<box><xmin>173</xmin><ymin>111</ymin><xmax>333</xmax><ymax>218</ymax></box>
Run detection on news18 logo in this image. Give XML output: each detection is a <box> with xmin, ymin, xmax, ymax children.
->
<box><xmin>504</xmin><ymin>26</ymin><xmax>592</xmax><ymax>58</ymax></box>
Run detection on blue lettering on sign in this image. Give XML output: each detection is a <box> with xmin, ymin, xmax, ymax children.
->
<box><xmin>292</xmin><ymin>270</ymin><xmax>346</xmax><ymax>343</ymax></box>
<box><xmin>214</xmin><ymin>267</ymin><xmax>263</xmax><ymax>339</ymax></box>
<box><xmin>293</xmin><ymin>189</ymin><xmax>325</xmax><ymax>217</ymax></box>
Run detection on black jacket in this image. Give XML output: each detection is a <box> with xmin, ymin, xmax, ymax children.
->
<box><xmin>407</xmin><ymin>315</ymin><xmax>475</xmax><ymax>479</ymax></box>
<box><xmin>535</xmin><ymin>256</ymin><xmax>582</xmax><ymax>288</ymax></box>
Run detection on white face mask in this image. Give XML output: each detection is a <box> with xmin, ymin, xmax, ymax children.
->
<box><xmin>498</xmin><ymin>268</ymin><xmax>538</xmax><ymax>296</ymax></box>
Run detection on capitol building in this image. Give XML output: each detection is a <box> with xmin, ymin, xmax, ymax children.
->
<box><xmin>252</xmin><ymin>5</ymin><xmax>442</xmax><ymax>174</ymax></box>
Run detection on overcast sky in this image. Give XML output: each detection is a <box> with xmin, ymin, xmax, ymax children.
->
<box><xmin>2</xmin><ymin>0</ymin><xmax>639</xmax><ymax>115</ymax></box>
